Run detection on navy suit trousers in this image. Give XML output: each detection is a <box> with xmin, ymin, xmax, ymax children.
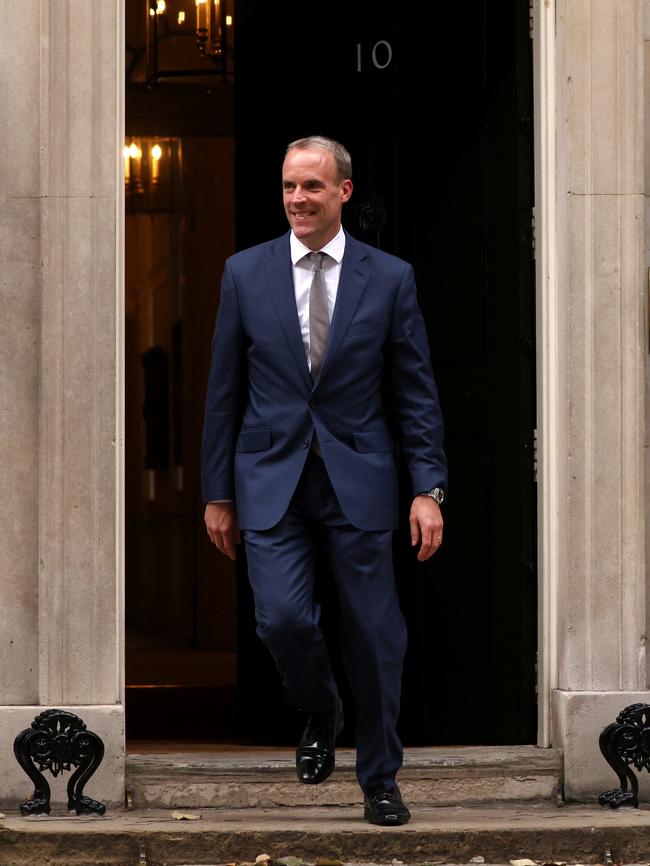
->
<box><xmin>242</xmin><ymin>450</ymin><xmax>407</xmax><ymax>793</ymax></box>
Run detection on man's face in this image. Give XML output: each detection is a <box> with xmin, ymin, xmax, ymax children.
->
<box><xmin>282</xmin><ymin>147</ymin><xmax>353</xmax><ymax>250</ymax></box>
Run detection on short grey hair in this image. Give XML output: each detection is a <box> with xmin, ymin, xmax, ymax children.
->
<box><xmin>285</xmin><ymin>136</ymin><xmax>352</xmax><ymax>182</ymax></box>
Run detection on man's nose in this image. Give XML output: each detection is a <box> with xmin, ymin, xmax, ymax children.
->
<box><xmin>292</xmin><ymin>186</ymin><xmax>307</xmax><ymax>202</ymax></box>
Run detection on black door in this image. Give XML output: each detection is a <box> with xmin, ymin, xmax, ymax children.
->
<box><xmin>235</xmin><ymin>0</ymin><xmax>536</xmax><ymax>745</ymax></box>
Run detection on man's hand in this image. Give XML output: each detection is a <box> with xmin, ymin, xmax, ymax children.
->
<box><xmin>205</xmin><ymin>502</ymin><xmax>241</xmax><ymax>560</ymax></box>
<box><xmin>409</xmin><ymin>496</ymin><xmax>444</xmax><ymax>561</ymax></box>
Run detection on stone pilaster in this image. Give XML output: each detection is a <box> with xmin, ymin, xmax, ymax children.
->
<box><xmin>0</xmin><ymin>0</ymin><xmax>42</xmax><ymax>708</ymax></box>
<box><xmin>553</xmin><ymin>0</ymin><xmax>648</xmax><ymax>798</ymax></box>
<box><xmin>0</xmin><ymin>0</ymin><xmax>124</xmax><ymax>808</ymax></box>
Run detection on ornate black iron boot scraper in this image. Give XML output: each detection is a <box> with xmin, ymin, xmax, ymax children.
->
<box><xmin>13</xmin><ymin>708</ymin><xmax>105</xmax><ymax>815</ymax></box>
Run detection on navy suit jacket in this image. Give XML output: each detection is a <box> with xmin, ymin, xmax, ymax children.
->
<box><xmin>202</xmin><ymin>231</ymin><xmax>447</xmax><ymax>531</ymax></box>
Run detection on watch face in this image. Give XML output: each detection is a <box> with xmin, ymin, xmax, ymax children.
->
<box><xmin>432</xmin><ymin>487</ymin><xmax>445</xmax><ymax>504</ymax></box>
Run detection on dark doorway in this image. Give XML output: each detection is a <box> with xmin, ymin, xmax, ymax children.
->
<box><xmin>124</xmin><ymin>0</ymin><xmax>238</xmax><ymax>739</ymax></box>
<box><xmin>234</xmin><ymin>0</ymin><xmax>537</xmax><ymax>745</ymax></box>
<box><xmin>124</xmin><ymin>0</ymin><xmax>536</xmax><ymax>746</ymax></box>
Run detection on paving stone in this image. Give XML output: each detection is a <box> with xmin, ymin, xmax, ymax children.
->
<box><xmin>2</xmin><ymin>804</ymin><xmax>650</xmax><ymax>866</ymax></box>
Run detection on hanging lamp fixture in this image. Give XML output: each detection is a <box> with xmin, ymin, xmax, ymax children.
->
<box><xmin>145</xmin><ymin>0</ymin><xmax>231</xmax><ymax>83</ymax></box>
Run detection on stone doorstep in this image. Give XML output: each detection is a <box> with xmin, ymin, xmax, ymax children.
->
<box><xmin>1</xmin><ymin>804</ymin><xmax>650</xmax><ymax>866</ymax></box>
<box><xmin>126</xmin><ymin>747</ymin><xmax>564</xmax><ymax>809</ymax></box>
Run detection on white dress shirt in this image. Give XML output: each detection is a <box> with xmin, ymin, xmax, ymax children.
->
<box><xmin>290</xmin><ymin>226</ymin><xmax>346</xmax><ymax>372</ymax></box>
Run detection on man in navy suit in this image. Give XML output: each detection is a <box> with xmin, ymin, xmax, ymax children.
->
<box><xmin>202</xmin><ymin>136</ymin><xmax>446</xmax><ymax>825</ymax></box>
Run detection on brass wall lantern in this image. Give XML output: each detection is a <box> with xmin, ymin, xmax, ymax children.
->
<box><xmin>123</xmin><ymin>138</ymin><xmax>183</xmax><ymax>212</ymax></box>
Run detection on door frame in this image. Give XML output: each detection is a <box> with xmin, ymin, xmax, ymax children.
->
<box><xmin>117</xmin><ymin>0</ymin><xmax>559</xmax><ymax>746</ymax></box>
<box><xmin>532</xmin><ymin>0</ymin><xmax>559</xmax><ymax>747</ymax></box>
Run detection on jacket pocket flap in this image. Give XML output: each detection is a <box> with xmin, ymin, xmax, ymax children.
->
<box><xmin>347</xmin><ymin>318</ymin><xmax>388</xmax><ymax>335</ymax></box>
<box><xmin>353</xmin><ymin>430</ymin><xmax>394</xmax><ymax>453</ymax></box>
<box><xmin>236</xmin><ymin>426</ymin><xmax>272</xmax><ymax>452</ymax></box>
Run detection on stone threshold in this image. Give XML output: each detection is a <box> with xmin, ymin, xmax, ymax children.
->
<box><xmin>126</xmin><ymin>746</ymin><xmax>563</xmax><ymax>809</ymax></box>
<box><xmin>1</xmin><ymin>803</ymin><xmax>649</xmax><ymax>866</ymax></box>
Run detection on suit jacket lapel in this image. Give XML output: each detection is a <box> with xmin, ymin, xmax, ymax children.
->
<box><xmin>313</xmin><ymin>233</ymin><xmax>371</xmax><ymax>388</ymax></box>
<box><xmin>265</xmin><ymin>233</ymin><xmax>312</xmax><ymax>391</ymax></box>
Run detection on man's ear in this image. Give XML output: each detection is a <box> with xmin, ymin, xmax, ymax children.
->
<box><xmin>341</xmin><ymin>179</ymin><xmax>353</xmax><ymax>203</ymax></box>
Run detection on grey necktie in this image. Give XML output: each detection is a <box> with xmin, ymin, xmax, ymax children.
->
<box><xmin>308</xmin><ymin>251</ymin><xmax>330</xmax><ymax>380</ymax></box>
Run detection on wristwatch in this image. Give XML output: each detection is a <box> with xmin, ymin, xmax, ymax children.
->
<box><xmin>418</xmin><ymin>487</ymin><xmax>445</xmax><ymax>505</ymax></box>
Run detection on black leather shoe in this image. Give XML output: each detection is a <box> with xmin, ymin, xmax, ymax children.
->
<box><xmin>296</xmin><ymin>698</ymin><xmax>344</xmax><ymax>784</ymax></box>
<box><xmin>364</xmin><ymin>786</ymin><xmax>411</xmax><ymax>825</ymax></box>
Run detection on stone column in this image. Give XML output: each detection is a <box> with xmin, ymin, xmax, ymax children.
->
<box><xmin>0</xmin><ymin>0</ymin><xmax>124</xmax><ymax>807</ymax></box>
<box><xmin>552</xmin><ymin>0</ymin><xmax>649</xmax><ymax>799</ymax></box>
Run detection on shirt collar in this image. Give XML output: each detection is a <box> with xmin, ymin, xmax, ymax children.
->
<box><xmin>290</xmin><ymin>225</ymin><xmax>346</xmax><ymax>265</ymax></box>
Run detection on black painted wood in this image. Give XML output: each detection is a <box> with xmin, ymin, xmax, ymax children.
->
<box><xmin>234</xmin><ymin>0</ymin><xmax>536</xmax><ymax>745</ymax></box>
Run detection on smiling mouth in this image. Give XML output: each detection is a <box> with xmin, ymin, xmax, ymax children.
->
<box><xmin>292</xmin><ymin>212</ymin><xmax>315</xmax><ymax>220</ymax></box>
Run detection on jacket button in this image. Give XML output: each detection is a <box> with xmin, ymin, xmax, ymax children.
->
<box><xmin>302</xmin><ymin>440</ymin><xmax>309</xmax><ymax>448</ymax></box>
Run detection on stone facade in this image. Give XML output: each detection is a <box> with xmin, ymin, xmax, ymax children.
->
<box><xmin>0</xmin><ymin>0</ymin><xmax>124</xmax><ymax>807</ymax></box>
<box><xmin>544</xmin><ymin>0</ymin><xmax>650</xmax><ymax>799</ymax></box>
<box><xmin>0</xmin><ymin>0</ymin><xmax>649</xmax><ymax>806</ymax></box>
